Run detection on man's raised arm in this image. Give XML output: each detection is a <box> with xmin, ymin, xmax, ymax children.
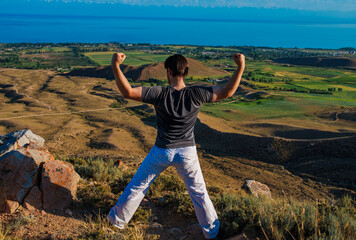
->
<box><xmin>112</xmin><ymin>53</ymin><xmax>142</xmax><ymax>101</ymax></box>
<box><xmin>212</xmin><ymin>53</ymin><xmax>245</xmax><ymax>102</ymax></box>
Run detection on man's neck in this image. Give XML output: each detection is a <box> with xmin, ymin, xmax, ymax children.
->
<box><xmin>169</xmin><ymin>76</ymin><xmax>186</xmax><ymax>90</ymax></box>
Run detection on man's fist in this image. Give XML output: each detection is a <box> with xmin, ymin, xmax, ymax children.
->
<box><xmin>232</xmin><ymin>53</ymin><xmax>245</xmax><ymax>67</ymax></box>
<box><xmin>112</xmin><ymin>53</ymin><xmax>126</xmax><ymax>65</ymax></box>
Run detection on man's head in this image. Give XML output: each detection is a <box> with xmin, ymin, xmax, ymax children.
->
<box><xmin>164</xmin><ymin>54</ymin><xmax>189</xmax><ymax>79</ymax></box>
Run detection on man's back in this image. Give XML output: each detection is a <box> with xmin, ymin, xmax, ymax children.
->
<box><xmin>142</xmin><ymin>85</ymin><xmax>213</xmax><ymax>148</ymax></box>
<box><xmin>108</xmin><ymin>53</ymin><xmax>244</xmax><ymax>239</ymax></box>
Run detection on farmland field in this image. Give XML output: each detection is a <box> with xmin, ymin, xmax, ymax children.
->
<box><xmin>85</xmin><ymin>51</ymin><xmax>171</xmax><ymax>66</ymax></box>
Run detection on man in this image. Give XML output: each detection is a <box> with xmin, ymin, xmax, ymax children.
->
<box><xmin>107</xmin><ymin>53</ymin><xmax>245</xmax><ymax>239</ymax></box>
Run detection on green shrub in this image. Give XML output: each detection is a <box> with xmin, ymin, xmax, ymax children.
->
<box><xmin>60</xmin><ymin>156</ymin><xmax>123</xmax><ymax>183</ymax></box>
<box><xmin>76</xmin><ymin>181</ymin><xmax>117</xmax><ymax>212</ymax></box>
<box><xmin>213</xmin><ymin>194</ymin><xmax>355</xmax><ymax>239</ymax></box>
<box><xmin>131</xmin><ymin>207</ymin><xmax>152</xmax><ymax>223</ymax></box>
<box><xmin>164</xmin><ymin>191</ymin><xmax>194</xmax><ymax>217</ymax></box>
<box><xmin>147</xmin><ymin>174</ymin><xmax>186</xmax><ymax>198</ymax></box>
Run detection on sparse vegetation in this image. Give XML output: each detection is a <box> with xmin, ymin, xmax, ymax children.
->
<box><xmin>0</xmin><ymin>215</ymin><xmax>36</xmax><ymax>240</ymax></box>
<box><xmin>214</xmin><ymin>194</ymin><xmax>355</xmax><ymax>239</ymax></box>
<box><xmin>58</xmin><ymin>155</ymin><xmax>356</xmax><ymax>239</ymax></box>
<box><xmin>0</xmin><ymin>43</ymin><xmax>355</xmax><ymax>239</ymax></box>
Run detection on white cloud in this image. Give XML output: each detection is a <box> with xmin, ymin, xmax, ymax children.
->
<box><xmin>42</xmin><ymin>0</ymin><xmax>356</xmax><ymax>11</ymax></box>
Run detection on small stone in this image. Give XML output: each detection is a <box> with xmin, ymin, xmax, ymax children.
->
<box><xmin>152</xmin><ymin>216</ymin><xmax>158</xmax><ymax>221</ymax></box>
<box><xmin>4</xmin><ymin>200</ymin><xmax>19</xmax><ymax>213</ymax></box>
<box><xmin>140</xmin><ymin>198</ymin><xmax>149</xmax><ymax>207</ymax></box>
<box><xmin>149</xmin><ymin>222</ymin><xmax>164</xmax><ymax>234</ymax></box>
<box><xmin>115</xmin><ymin>160</ymin><xmax>128</xmax><ymax>170</ymax></box>
<box><xmin>41</xmin><ymin>210</ymin><xmax>46</xmax><ymax>215</ymax></box>
<box><xmin>65</xmin><ymin>209</ymin><xmax>73</xmax><ymax>217</ymax></box>
<box><xmin>45</xmin><ymin>234</ymin><xmax>55</xmax><ymax>240</ymax></box>
<box><xmin>242</xmin><ymin>180</ymin><xmax>271</xmax><ymax>198</ymax></box>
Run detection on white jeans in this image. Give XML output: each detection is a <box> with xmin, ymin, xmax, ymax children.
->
<box><xmin>107</xmin><ymin>145</ymin><xmax>220</xmax><ymax>239</ymax></box>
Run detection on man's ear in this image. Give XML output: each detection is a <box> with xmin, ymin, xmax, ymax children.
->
<box><xmin>167</xmin><ymin>68</ymin><xmax>172</xmax><ymax>76</ymax></box>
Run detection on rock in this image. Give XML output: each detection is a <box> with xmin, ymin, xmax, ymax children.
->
<box><xmin>115</xmin><ymin>160</ymin><xmax>128</xmax><ymax>170</ymax></box>
<box><xmin>24</xmin><ymin>186</ymin><xmax>43</xmax><ymax>211</ymax></box>
<box><xmin>0</xmin><ymin>130</ymin><xmax>79</xmax><ymax>213</ymax></box>
<box><xmin>149</xmin><ymin>222</ymin><xmax>164</xmax><ymax>234</ymax></box>
<box><xmin>41</xmin><ymin>160</ymin><xmax>80</xmax><ymax>210</ymax></box>
<box><xmin>186</xmin><ymin>223</ymin><xmax>201</xmax><ymax>235</ymax></box>
<box><xmin>0</xmin><ymin>130</ymin><xmax>45</xmax><ymax>157</ymax></box>
<box><xmin>44</xmin><ymin>234</ymin><xmax>55</xmax><ymax>240</ymax></box>
<box><xmin>65</xmin><ymin>209</ymin><xmax>73</xmax><ymax>217</ymax></box>
<box><xmin>4</xmin><ymin>200</ymin><xmax>19</xmax><ymax>213</ymax></box>
<box><xmin>140</xmin><ymin>198</ymin><xmax>149</xmax><ymax>207</ymax></box>
<box><xmin>0</xmin><ymin>149</ymin><xmax>44</xmax><ymax>212</ymax></box>
<box><xmin>242</xmin><ymin>180</ymin><xmax>271</xmax><ymax>198</ymax></box>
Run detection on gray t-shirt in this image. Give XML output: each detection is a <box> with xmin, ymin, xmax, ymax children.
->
<box><xmin>141</xmin><ymin>86</ymin><xmax>213</xmax><ymax>148</ymax></box>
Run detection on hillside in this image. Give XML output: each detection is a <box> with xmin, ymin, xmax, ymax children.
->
<box><xmin>1</xmin><ymin>67</ymin><xmax>355</xmax><ymax>199</ymax></box>
<box><xmin>0</xmin><ymin>65</ymin><xmax>355</xmax><ymax>239</ymax></box>
<box><xmin>274</xmin><ymin>57</ymin><xmax>356</xmax><ymax>68</ymax></box>
<box><xmin>67</xmin><ymin>57</ymin><xmax>230</xmax><ymax>81</ymax></box>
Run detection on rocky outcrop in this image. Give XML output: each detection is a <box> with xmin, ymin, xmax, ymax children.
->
<box><xmin>42</xmin><ymin>160</ymin><xmax>80</xmax><ymax>210</ymax></box>
<box><xmin>242</xmin><ymin>180</ymin><xmax>271</xmax><ymax>198</ymax></box>
<box><xmin>0</xmin><ymin>130</ymin><xmax>80</xmax><ymax>213</ymax></box>
<box><xmin>0</xmin><ymin>129</ymin><xmax>45</xmax><ymax>156</ymax></box>
<box><xmin>23</xmin><ymin>186</ymin><xmax>43</xmax><ymax>211</ymax></box>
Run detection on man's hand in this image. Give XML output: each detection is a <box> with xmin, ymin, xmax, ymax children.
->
<box><xmin>111</xmin><ymin>52</ymin><xmax>142</xmax><ymax>101</ymax></box>
<box><xmin>112</xmin><ymin>53</ymin><xmax>126</xmax><ymax>65</ymax></box>
<box><xmin>232</xmin><ymin>53</ymin><xmax>245</xmax><ymax>68</ymax></box>
<box><xmin>212</xmin><ymin>53</ymin><xmax>246</xmax><ymax>102</ymax></box>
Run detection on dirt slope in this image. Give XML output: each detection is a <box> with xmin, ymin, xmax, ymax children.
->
<box><xmin>1</xmin><ymin>67</ymin><xmax>355</xmax><ymax>200</ymax></box>
<box><xmin>67</xmin><ymin>57</ymin><xmax>230</xmax><ymax>81</ymax></box>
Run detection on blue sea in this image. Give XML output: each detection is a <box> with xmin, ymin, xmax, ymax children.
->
<box><xmin>1</xmin><ymin>13</ymin><xmax>356</xmax><ymax>49</ymax></box>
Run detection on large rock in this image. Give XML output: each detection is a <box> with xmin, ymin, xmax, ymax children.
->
<box><xmin>0</xmin><ymin>129</ymin><xmax>45</xmax><ymax>157</ymax></box>
<box><xmin>242</xmin><ymin>180</ymin><xmax>271</xmax><ymax>198</ymax></box>
<box><xmin>4</xmin><ymin>200</ymin><xmax>19</xmax><ymax>214</ymax></box>
<box><xmin>41</xmin><ymin>160</ymin><xmax>80</xmax><ymax>210</ymax></box>
<box><xmin>23</xmin><ymin>186</ymin><xmax>43</xmax><ymax>211</ymax></box>
<box><xmin>0</xmin><ymin>130</ymin><xmax>79</xmax><ymax>213</ymax></box>
<box><xmin>0</xmin><ymin>149</ymin><xmax>45</xmax><ymax>213</ymax></box>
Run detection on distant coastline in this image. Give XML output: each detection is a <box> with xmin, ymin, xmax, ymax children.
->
<box><xmin>1</xmin><ymin>12</ymin><xmax>356</xmax><ymax>48</ymax></box>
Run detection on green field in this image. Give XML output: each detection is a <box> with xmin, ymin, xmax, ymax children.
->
<box><xmin>200</xmin><ymin>59</ymin><xmax>356</xmax><ymax>121</ymax></box>
<box><xmin>84</xmin><ymin>50</ymin><xmax>356</xmax><ymax>122</ymax></box>
<box><xmin>85</xmin><ymin>51</ymin><xmax>171</xmax><ymax>66</ymax></box>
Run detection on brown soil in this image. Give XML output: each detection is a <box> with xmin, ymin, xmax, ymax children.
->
<box><xmin>1</xmin><ymin>68</ymin><xmax>355</xmax><ymax>239</ymax></box>
<box><xmin>67</xmin><ymin>57</ymin><xmax>230</xmax><ymax>81</ymax></box>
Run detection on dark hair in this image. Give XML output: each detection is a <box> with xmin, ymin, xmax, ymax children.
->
<box><xmin>164</xmin><ymin>54</ymin><xmax>189</xmax><ymax>77</ymax></box>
